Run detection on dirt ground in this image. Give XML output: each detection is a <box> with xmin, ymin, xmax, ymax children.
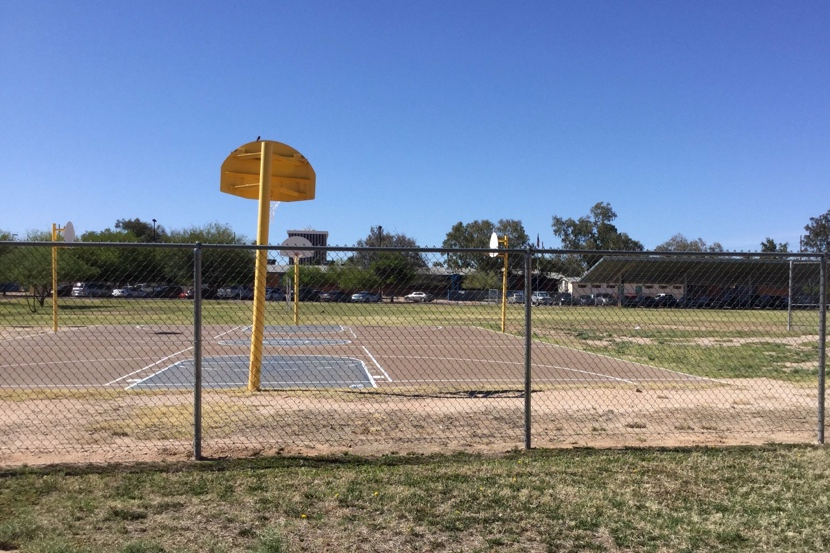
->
<box><xmin>0</xmin><ymin>377</ymin><xmax>822</xmax><ymax>467</ymax></box>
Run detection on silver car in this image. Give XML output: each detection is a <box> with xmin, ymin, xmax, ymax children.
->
<box><xmin>531</xmin><ymin>291</ymin><xmax>553</xmax><ymax>306</ymax></box>
<box><xmin>351</xmin><ymin>291</ymin><xmax>381</xmax><ymax>303</ymax></box>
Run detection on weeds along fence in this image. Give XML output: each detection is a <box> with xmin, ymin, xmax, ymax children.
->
<box><xmin>0</xmin><ymin>241</ymin><xmax>826</xmax><ymax>464</ymax></box>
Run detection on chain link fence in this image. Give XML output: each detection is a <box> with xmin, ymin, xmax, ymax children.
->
<box><xmin>0</xmin><ymin>241</ymin><xmax>826</xmax><ymax>464</ymax></box>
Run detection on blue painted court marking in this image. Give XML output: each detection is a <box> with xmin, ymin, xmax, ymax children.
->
<box><xmin>243</xmin><ymin>325</ymin><xmax>345</xmax><ymax>334</ymax></box>
<box><xmin>126</xmin><ymin>354</ymin><xmax>375</xmax><ymax>390</ymax></box>
<box><xmin>218</xmin><ymin>338</ymin><xmax>351</xmax><ymax>346</ymax></box>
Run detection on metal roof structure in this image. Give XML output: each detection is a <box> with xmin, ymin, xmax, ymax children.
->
<box><xmin>580</xmin><ymin>255</ymin><xmax>822</xmax><ymax>287</ymax></box>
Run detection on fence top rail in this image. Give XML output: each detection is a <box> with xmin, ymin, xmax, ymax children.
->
<box><xmin>0</xmin><ymin>240</ymin><xmax>827</xmax><ymax>261</ymax></box>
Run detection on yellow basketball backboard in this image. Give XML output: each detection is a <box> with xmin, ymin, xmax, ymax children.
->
<box><xmin>220</xmin><ymin>140</ymin><xmax>315</xmax><ymax>201</ymax></box>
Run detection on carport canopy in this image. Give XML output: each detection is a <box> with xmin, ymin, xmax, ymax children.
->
<box><xmin>580</xmin><ymin>255</ymin><xmax>821</xmax><ymax>288</ymax></box>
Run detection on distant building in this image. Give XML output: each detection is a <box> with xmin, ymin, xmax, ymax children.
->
<box><xmin>287</xmin><ymin>230</ymin><xmax>328</xmax><ymax>265</ymax></box>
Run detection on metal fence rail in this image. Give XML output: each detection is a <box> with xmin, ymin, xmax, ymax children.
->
<box><xmin>0</xmin><ymin>241</ymin><xmax>826</xmax><ymax>464</ymax></box>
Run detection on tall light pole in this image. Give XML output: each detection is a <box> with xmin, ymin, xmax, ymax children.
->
<box><xmin>152</xmin><ymin>219</ymin><xmax>157</xmax><ymax>242</ymax></box>
<box><xmin>377</xmin><ymin>225</ymin><xmax>383</xmax><ymax>247</ymax></box>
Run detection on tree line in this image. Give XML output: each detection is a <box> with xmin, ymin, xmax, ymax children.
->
<box><xmin>1</xmin><ymin>205</ymin><xmax>829</xmax><ymax>307</ymax></box>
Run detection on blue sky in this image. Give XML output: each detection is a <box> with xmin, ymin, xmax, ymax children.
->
<box><xmin>2</xmin><ymin>1</ymin><xmax>828</xmax><ymax>250</ymax></box>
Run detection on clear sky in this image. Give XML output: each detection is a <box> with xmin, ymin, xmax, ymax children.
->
<box><xmin>2</xmin><ymin>1</ymin><xmax>828</xmax><ymax>250</ymax></box>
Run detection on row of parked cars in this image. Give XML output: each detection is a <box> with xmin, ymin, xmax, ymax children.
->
<box><xmin>507</xmin><ymin>291</ymin><xmax>605</xmax><ymax>306</ymax></box>
<box><xmin>70</xmin><ymin>282</ymin><xmax>185</xmax><ymax>299</ymax></box>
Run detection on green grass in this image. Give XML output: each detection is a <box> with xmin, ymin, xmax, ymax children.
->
<box><xmin>0</xmin><ymin>297</ymin><xmax>820</xmax><ymax>331</ymax></box>
<box><xmin>2</xmin><ymin>446</ymin><xmax>830</xmax><ymax>552</ymax></box>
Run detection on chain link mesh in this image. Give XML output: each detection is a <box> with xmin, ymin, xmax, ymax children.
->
<box><xmin>0</xmin><ymin>242</ymin><xmax>826</xmax><ymax>463</ymax></box>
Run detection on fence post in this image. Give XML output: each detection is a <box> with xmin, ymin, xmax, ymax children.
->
<box><xmin>818</xmin><ymin>253</ymin><xmax>827</xmax><ymax>445</ymax></box>
<box><xmin>193</xmin><ymin>243</ymin><xmax>203</xmax><ymax>460</ymax></box>
<box><xmin>524</xmin><ymin>248</ymin><xmax>533</xmax><ymax>450</ymax></box>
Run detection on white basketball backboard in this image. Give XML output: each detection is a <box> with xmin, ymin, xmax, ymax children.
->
<box><xmin>489</xmin><ymin>232</ymin><xmax>499</xmax><ymax>257</ymax></box>
<box><xmin>63</xmin><ymin>222</ymin><xmax>76</xmax><ymax>243</ymax></box>
<box><xmin>279</xmin><ymin>236</ymin><xmax>313</xmax><ymax>258</ymax></box>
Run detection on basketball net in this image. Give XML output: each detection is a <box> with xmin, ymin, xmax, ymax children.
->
<box><xmin>269</xmin><ymin>201</ymin><xmax>280</xmax><ymax>220</ymax></box>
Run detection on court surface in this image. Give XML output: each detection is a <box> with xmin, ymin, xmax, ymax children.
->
<box><xmin>0</xmin><ymin>324</ymin><xmax>715</xmax><ymax>390</ymax></box>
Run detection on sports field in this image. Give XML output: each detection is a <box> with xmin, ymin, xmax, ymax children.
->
<box><xmin>0</xmin><ymin>298</ymin><xmax>824</xmax><ymax>465</ymax></box>
<box><xmin>1</xmin><ymin>322</ymin><xmax>715</xmax><ymax>391</ymax></box>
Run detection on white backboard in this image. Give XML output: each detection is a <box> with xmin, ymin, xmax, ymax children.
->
<box><xmin>488</xmin><ymin>232</ymin><xmax>499</xmax><ymax>257</ymax></box>
<box><xmin>63</xmin><ymin>221</ymin><xmax>76</xmax><ymax>243</ymax></box>
<box><xmin>279</xmin><ymin>236</ymin><xmax>314</xmax><ymax>258</ymax></box>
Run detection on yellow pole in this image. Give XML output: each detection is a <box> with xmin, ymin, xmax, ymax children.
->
<box><xmin>500</xmin><ymin>235</ymin><xmax>509</xmax><ymax>333</ymax></box>
<box><xmin>248</xmin><ymin>141</ymin><xmax>272</xmax><ymax>392</ymax></box>
<box><xmin>51</xmin><ymin>223</ymin><xmax>59</xmax><ymax>333</ymax></box>
<box><xmin>293</xmin><ymin>255</ymin><xmax>300</xmax><ymax>325</ymax></box>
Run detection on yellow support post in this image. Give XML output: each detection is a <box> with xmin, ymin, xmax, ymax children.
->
<box><xmin>500</xmin><ymin>235</ymin><xmax>509</xmax><ymax>333</ymax></box>
<box><xmin>293</xmin><ymin>255</ymin><xmax>300</xmax><ymax>325</ymax></box>
<box><xmin>248</xmin><ymin>141</ymin><xmax>273</xmax><ymax>392</ymax></box>
<box><xmin>51</xmin><ymin>223</ymin><xmax>59</xmax><ymax>333</ymax></box>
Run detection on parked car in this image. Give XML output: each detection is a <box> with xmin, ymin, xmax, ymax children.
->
<box><xmin>649</xmin><ymin>293</ymin><xmax>678</xmax><ymax>308</ymax></box>
<box><xmin>266</xmin><ymin>287</ymin><xmax>285</xmax><ymax>301</ymax></box>
<box><xmin>288</xmin><ymin>288</ymin><xmax>320</xmax><ymax>302</ymax></box>
<box><xmin>50</xmin><ymin>284</ymin><xmax>74</xmax><ymax>297</ymax></box>
<box><xmin>71</xmin><ymin>282</ymin><xmax>113</xmax><ymax>298</ymax></box>
<box><xmin>554</xmin><ymin>292</ymin><xmax>577</xmax><ymax>306</ymax></box>
<box><xmin>180</xmin><ymin>286</ymin><xmax>219</xmax><ymax>300</ymax></box>
<box><xmin>217</xmin><ymin>285</ymin><xmax>253</xmax><ymax>300</ymax></box>
<box><xmin>404</xmin><ymin>291</ymin><xmax>434</xmax><ymax>303</ymax></box>
<box><xmin>578</xmin><ymin>294</ymin><xmax>594</xmax><ymax>306</ymax></box>
<box><xmin>352</xmin><ymin>291</ymin><xmax>381</xmax><ymax>303</ymax></box>
<box><xmin>150</xmin><ymin>285</ymin><xmax>183</xmax><ymax>299</ymax></box>
<box><xmin>112</xmin><ymin>285</ymin><xmax>148</xmax><ymax>298</ymax></box>
<box><xmin>530</xmin><ymin>291</ymin><xmax>554</xmax><ymax>306</ymax></box>
<box><xmin>592</xmin><ymin>293</ymin><xmax>616</xmax><ymax>306</ymax></box>
<box><xmin>507</xmin><ymin>292</ymin><xmax>525</xmax><ymax>304</ymax></box>
<box><xmin>319</xmin><ymin>290</ymin><xmax>350</xmax><ymax>302</ymax></box>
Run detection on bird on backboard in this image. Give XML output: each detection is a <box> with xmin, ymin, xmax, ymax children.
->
<box><xmin>256</xmin><ymin>135</ymin><xmax>261</xmax><ymax>141</ymax></box>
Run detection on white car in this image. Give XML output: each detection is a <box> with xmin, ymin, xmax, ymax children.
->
<box><xmin>351</xmin><ymin>291</ymin><xmax>381</xmax><ymax>303</ymax></box>
<box><xmin>507</xmin><ymin>292</ymin><xmax>525</xmax><ymax>304</ymax></box>
<box><xmin>112</xmin><ymin>286</ymin><xmax>148</xmax><ymax>298</ymax></box>
<box><xmin>404</xmin><ymin>291</ymin><xmax>434</xmax><ymax>303</ymax></box>
<box><xmin>266</xmin><ymin>287</ymin><xmax>285</xmax><ymax>301</ymax></box>
<box><xmin>531</xmin><ymin>291</ymin><xmax>553</xmax><ymax>306</ymax></box>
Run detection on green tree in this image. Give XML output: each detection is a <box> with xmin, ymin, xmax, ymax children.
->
<box><xmin>535</xmin><ymin>253</ymin><xmax>586</xmax><ymax>278</ymax></box>
<box><xmin>462</xmin><ymin>270</ymin><xmax>500</xmax><ymax>290</ymax></box>
<box><xmin>551</xmin><ymin>202</ymin><xmax>643</xmax><ymax>270</ymax></box>
<box><xmin>166</xmin><ymin>223</ymin><xmax>253</xmax><ymax>287</ymax></box>
<box><xmin>0</xmin><ymin>229</ymin><xmax>15</xmax><ymax>270</ymax></box>
<box><xmin>77</xmin><ymin>228</ymin><xmax>155</xmax><ymax>284</ymax></box>
<box><xmin>0</xmin><ymin>230</ymin><xmax>94</xmax><ymax>312</ymax></box>
<box><xmin>802</xmin><ymin>208</ymin><xmax>830</xmax><ymax>253</ymax></box>
<box><xmin>442</xmin><ymin>219</ymin><xmax>529</xmax><ymax>272</ymax></box>
<box><xmin>333</xmin><ymin>265</ymin><xmax>376</xmax><ymax>291</ymax></box>
<box><xmin>283</xmin><ymin>265</ymin><xmax>331</xmax><ymax>289</ymax></box>
<box><xmin>352</xmin><ymin>226</ymin><xmax>426</xmax><ymax>270</ymax></box>
<box><xmin>655</xmin><ymin>234</ymin><xmax>724</xmax><ymax>253</ymax></box>
<box><xmin>370</xmin><ymin>252</ymin><xmax>417</xmax><ymax>297</ymax></box>
<box><xmin>115</xmin><ymin>218</ymin><xmax>166</xmax><ymax>242</ymax></box>
<box><xmin>760</xmin><ymin>237</ymin><xmax>789</xmax><ymax>253</ymax></box>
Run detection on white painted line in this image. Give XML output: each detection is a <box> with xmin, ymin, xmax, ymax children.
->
<box><xmin>212</xmin><ymin>326</ymin><xmax>246</xmax><ymax>339</ymax></box>
<box><xmin>362</xmin><ymin>345</ymin><xmax>392</xmax><ymax>382</ymax></box>
<box><xmin>106</xmin><ymin>347</ymin><xmax>193</xmax><ymax>386</ymax></box>
<box><xmin>0</xmin><ymin>357</ymin><xmax>151</xmax><ymax>370</ymax></box>
<box><xmin>359</xmin><ymin>360</ymin><xmax>378</xmax><ymax>388</ymax></box>
<box><xmin>125</xmin><ymin>360</ymin><xmax>185</xmax><ymax>390</ymax></box>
